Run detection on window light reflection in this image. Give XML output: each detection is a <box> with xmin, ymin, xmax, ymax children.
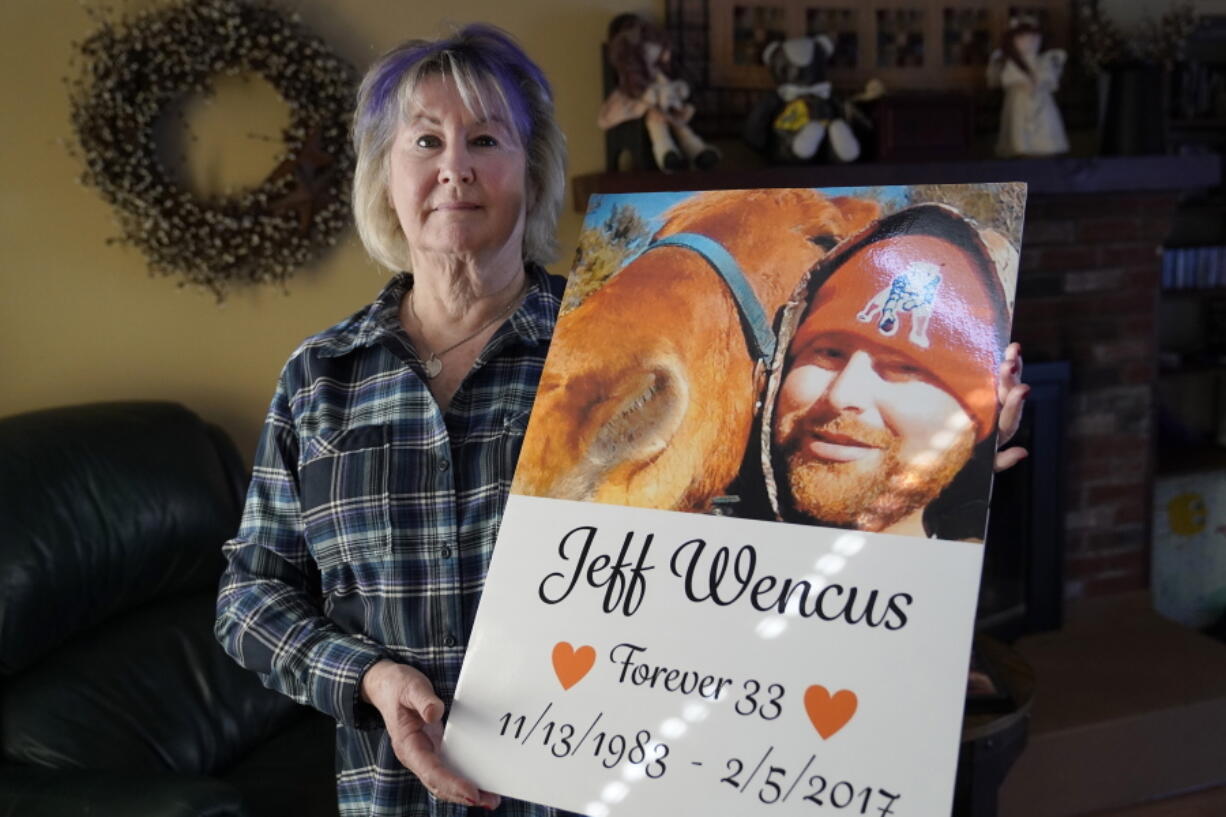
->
<box><xmin>621</xmin><ymin>762</ymin><xmax>646</xmax><ymax>782</ymax></box>
<box><xmin>833</xmin><ymin>533</ymin><xmax>866</xmax><ymax>555</ymax></box>
<box><xmin>660</xmin><ymin>717</ymin><xmax>686</xmax><ymax>738</ymax></box>
<box><xmin>815</xmin><ymin>553</ymin><xmax>846</xmax><ymax>574</ymax></box>
<box><xmin>756</xmin><ymin>615</ymin><xmax>788</xmax><ymax>638</ymax></box>
<box><xmin>683</xmin><ymin>701</ymin><xmax>709</xmax><ymax>722</ymax></box>
<box><xmin>602</xmin><ymin>781</ymin><xmax>629</xmax><ymax>802</ymax></box>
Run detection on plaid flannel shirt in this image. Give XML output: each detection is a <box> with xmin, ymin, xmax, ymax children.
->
<box><xmin>216</xmin><ymin>265</ymin><xmax>568</xmax><ymax>817</ymax></box>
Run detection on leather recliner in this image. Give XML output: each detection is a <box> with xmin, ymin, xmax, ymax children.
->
<box><xmin>0</xmin><ymin>402</ymin><xmax>338</xmax><ymax>817</ymax></box>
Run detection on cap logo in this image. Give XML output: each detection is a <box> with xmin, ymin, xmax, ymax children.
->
<box><xmin>855</xmin><ymin>261</ymin><xmax>942</xmax><ymax>348</ymax></box>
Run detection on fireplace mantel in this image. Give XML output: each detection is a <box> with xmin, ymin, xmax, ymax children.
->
<box><xmin>570</xmin><ymin>154</ymin><xmax>1222</xmax><ymax>211</ymax></box>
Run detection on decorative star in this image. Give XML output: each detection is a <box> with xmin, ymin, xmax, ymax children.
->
<box><xmin>267</xmin><ymin>126</ymin><xmax>337</xmax><ymax>234</ymax></box>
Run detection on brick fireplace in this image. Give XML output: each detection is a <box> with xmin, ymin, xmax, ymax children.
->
<box><xmin>1013</xmin><ymin>191</ymin><xmax>1181</xmax><ymax>599</ymax></box>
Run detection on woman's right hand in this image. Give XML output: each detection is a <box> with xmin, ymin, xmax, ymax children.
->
<box><xmin>361</xmin><ymin>660</ymin><xmax>502</xmax><ymax>809</ymax></box>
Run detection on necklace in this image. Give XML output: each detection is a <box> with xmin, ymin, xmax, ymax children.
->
<box><xmin>408</xmin><ymin>278</ymin><xmax>527</xmax><ymax>379</ymax></box>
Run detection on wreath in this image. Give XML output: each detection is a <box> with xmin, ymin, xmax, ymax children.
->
<box><xmin>68</xmin><ymin>0</ymin><xmax>357</xmax><ymax>300</ymax></box>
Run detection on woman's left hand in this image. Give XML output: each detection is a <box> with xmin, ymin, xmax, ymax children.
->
<box><xmin>995</xmin><ymin>342</ymin><xmax>1030</xmax><ymax>472</ymax></box>
<box><xmin>362</xmin><ymin>660</ymin><xmax>503</xmax><ymax>809</ymax></box>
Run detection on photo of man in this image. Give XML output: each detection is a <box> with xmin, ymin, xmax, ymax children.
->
<box><xmin>760</xmin><ymin>203</ymin><xmax>1011</xmax><ymax>539</ymax></box>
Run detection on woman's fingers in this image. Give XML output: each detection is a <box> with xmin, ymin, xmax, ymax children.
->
<box><xmin>997</xmin><ymin>382</ymin><xmax>1030</xmax><ymax>448</ymax></box>
<box><xmin>393</xmin><ymin>718</ymin><xmax>481</xmax><ymax>805</ymax></box>
<box><xmin>994</xmin><ymin>444</ymin><xmax>1029</xmax><ymax>473</ymax></box>
<box><xmin>995</xmin><ymin>380</ymin><xmax>1030</xmax><ymax>472</ymax></box>
<box><xmin>364</xmin><ymin>661</ymin><xmax>487</xmax><ymax>806</ymax></box>
<box><xmin>996</xmin><ymin>343</ymin><xmax>1027</xmax><ymax>448</ymax></box>
<box><xmin>993</xmin><ymin>343</ymin><xmax>1029</xmax><ymax>473</ymax></box>
<box><xmin>475</xmin><ymin>790</ymin><xmax>503</xmax><ymax>810</ymax></box>
<box><xmin>399</xmin><ymin>666</ymin><xmax>445</xmax><ymax>724</ymax></box>
<box><xmin>997</xmin><ymin>343</ymin><xmax>1022</xmax><ymax>401</ymax></box>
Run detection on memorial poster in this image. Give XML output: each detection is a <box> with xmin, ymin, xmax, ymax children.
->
<box><xmin>444</xmin><ymin>184</ymin><xmax>1026</xmax><ymax>817</ymax></box>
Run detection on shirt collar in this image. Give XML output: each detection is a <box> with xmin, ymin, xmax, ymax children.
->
<box><xmin>316</xmin><ymin>264</ymin><xmax>557</xmax><ymax>359</ymax></box>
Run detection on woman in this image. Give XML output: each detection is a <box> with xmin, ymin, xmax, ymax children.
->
<box><xmin>215</xmin><ymin>25</ymin><xmax>567</xmax><ymax>815</ymax></box>
<box><xmin>216</xmin><ymin>22</ymin><xmax>1028</xmax><ymax>817</ymax></box>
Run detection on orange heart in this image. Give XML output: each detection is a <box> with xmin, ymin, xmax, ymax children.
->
<box><xmin>552</xmin><ymin>641</ymin><xmax>596</xmax><ymax>690</ymax></box>
<box><xmin>804</xmin><ymin>685</ymin><xmax>858</xmax><ymax>739</ymax></box>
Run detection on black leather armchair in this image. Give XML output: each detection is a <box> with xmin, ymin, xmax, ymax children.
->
<box><xmin>0</xmin><ymin>402</ymin><xmax>337</xmax><ymax>817</ymax></box>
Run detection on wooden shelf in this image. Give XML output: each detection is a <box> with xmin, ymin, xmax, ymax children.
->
<box><xmin>571</xmin><ymin>154</ymin><xmax>1224</xmax><ymax>211</ymax></box>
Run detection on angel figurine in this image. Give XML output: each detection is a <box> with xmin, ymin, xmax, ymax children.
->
<box><xmin>987</xmin><ymin>19</ymin><xmax>1069</xmax><ymax>157</ymax></box>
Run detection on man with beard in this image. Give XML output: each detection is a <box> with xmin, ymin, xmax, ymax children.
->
<box><xmin>759</xmin><ymin>203</ymin><xmax>1019</xmax><ymax>538</ymax></box>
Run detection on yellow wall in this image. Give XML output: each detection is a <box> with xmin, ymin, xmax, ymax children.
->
<box><xmin>0</xmin><ymin>0</ymin><xmax>659</xmax><ymax>460</ymax></box>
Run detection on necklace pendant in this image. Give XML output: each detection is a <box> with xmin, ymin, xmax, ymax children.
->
<box><xmin>424</xmin><ymin>354</ymin><xmax>443</xmax><ymax>379</ymax></box>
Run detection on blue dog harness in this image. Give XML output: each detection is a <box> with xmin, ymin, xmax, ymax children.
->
<box><xmin>644</xmin><ymin>232</ymin><xmax>778</xmax><ymax>367</ymax></box>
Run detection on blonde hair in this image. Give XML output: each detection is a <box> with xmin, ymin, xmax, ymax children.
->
<box><xmin>351</xmin><ymin>25</ymin><xmax>566</xmax><ymax>272</ymax></box>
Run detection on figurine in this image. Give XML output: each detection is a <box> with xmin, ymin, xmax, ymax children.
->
<box><xmin>744</xmin><ymin>35</ymin><xmax>861</xmax><ymax>164</ymax></box>
<box><xmin>597</xmin><ymin>14</ymin><xmax>718</xmax><ymax>172</ymax></box>
<box><xmin>987</xmin><ymin>19</ymin><xmax>1069</xmax><ymax>157</ymax></box>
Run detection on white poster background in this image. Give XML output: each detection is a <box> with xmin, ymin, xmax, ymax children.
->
<box><xmin>444</xmin><ymin>494</ymin><xmax>984</xmax><ymax>817</ymax></box>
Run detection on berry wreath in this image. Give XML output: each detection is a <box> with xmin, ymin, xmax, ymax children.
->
<box><xmin>68</xmin><ymin>0</ymin><xmax>357</xmax><ymax>300</ymax></box>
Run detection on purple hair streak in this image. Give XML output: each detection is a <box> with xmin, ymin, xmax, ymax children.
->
<box><xmin>359</xmin><ymin>24</ymin><xmax>551</xmax><ymax>148</ymax></box>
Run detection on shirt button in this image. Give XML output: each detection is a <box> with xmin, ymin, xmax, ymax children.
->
<box><xmin>443</xmin><ymin>634</ymin><xmax>458</xmax><ymax>647</ymax></box>
<box><xmin>438</xmin><ymin>459</ymin><xmax>450</xmax><ymax>472</ymax></box>
<box><xmin>440</xmin><ymin>545</ymin><xmax>453</xmax><ymax>558</ymax></box>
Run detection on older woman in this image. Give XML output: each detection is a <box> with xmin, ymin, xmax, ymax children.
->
<box><xmin>215</xmin><ymin>25</ymin><xmax>567</xmax><ymax>816</ymax></box>
<box><xmin>217</xmin><ymin>22</ymin><xmax>1029</xmax><ymax>817</ymax></box>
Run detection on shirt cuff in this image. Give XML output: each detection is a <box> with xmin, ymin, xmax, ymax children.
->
<box><xmin>307</xmin><ymin>634</ymin><xmax>390</xmax><ymax>729</ymax></box>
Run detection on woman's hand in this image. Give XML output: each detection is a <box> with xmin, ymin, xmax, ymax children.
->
<box><xmin>995</xmin><ymin>342</ymin><xmax>1030</xmax><ymax>472</ymax></box>
<box><xmin>361</xmin><ymin>660</ymin><xmax>502</xmax><ymax>809</ymax></box>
